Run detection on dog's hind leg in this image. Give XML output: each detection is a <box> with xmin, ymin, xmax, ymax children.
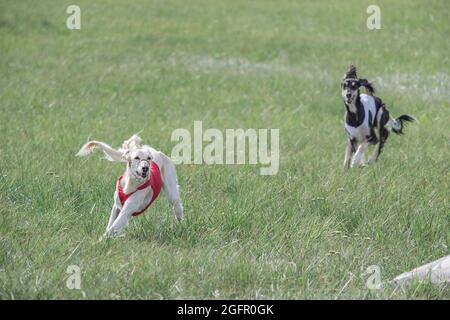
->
<box><xmin>369</xmin><ymin>107</ymin><xmax>390</xmax><ymax>163</ymax></box>
<box><xmin>370</xmin><ymin>127</ymin><xmax>389</xmax><ymax>162</ymax></box>
<box><xmin>368</xmin><ymin>127</ymin><xmax>382</xmax><ymax>163</ymax></box>
<box><xmin>160</xmin><ymin>153</ymin><xmax>184</xmax><ymax>221</ymax></box>
<box><xmin>369</xmin><ymin>142</ymin><xmax>381</xmax><ymax>163</ymax></box>
<box><xmin>379</xmin><ymin>127</ymin><xmax>389</xmax><ymax>157</ymax></box>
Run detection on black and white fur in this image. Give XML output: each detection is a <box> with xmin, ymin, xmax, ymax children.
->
<box><xmin>341</xmin><ymin>65</ymin><xmax>415</xmax><ymax>168</ymax></box>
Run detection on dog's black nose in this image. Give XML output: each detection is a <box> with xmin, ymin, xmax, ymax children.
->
<box><xmin>346</xmin><ymin>93</ymin><xmax>352</xmax><ymax>98</ymax></box>
<box><xmin>142</xmin><ymin>166</ymin><xmax>149</xmax><ymax>173</ymax></box>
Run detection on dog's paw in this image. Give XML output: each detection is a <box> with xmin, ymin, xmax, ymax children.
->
<box><xmin>175</xmin><ymin>212</ymin><xmax>184</xmax><ymax>222</ymax></box>
<box><xmin>359</xmin><ymin>162</ymin><xmax>368</xmax><ymax>168</ymax></box>
<box><xmin>98</xmin><ymin>232</ymin><xmax>112</xmax><ymax>242</ymax></box>
<box><xmin>351</xmin><ymin>160</ymin><xmax>368</xmax><ymax>168</ymax></box>
<box><xmin>99</xmin><ymin>231</ymin><xmax>126</xmax><ymax>241</ymax></box>
<box><xmin>175</xmin><ymin>209</ymin><xmax>184</xmax><ymax>221</ymax></box>
<box><xmin>173</xmin><ymin>203</ymin><xmax>184</xmax><ymax>221</ymax></box>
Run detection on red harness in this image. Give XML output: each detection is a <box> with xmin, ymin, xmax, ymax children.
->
<box><xmin>116</xmin><ymin>162</ymin><xmax>163</xmax><ymax>217</ymax></box>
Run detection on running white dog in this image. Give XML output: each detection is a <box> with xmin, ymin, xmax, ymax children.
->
<box><xmin>76</xmin><ymin>134</ymin><xmax>183</xmax><ymax>237</ymax></box>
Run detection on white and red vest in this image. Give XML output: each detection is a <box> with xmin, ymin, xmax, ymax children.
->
<box><xmin>116</xmin><ymin>162</ymin><xmax>163</xmax><ymax>217</ymax></box>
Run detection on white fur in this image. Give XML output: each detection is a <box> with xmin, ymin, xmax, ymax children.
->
<box><xmin>76</xmin><ymin>140</ymin><xmax>126</xmax><ymax>162</ymax></box>
<box><xmin>388</xmin><ymin>118</ymin><xmax>401</xmax><ymax>131</ymax></box>
<box><xmin>343</xmin><ymin>94</ymin><xmax>377</xmax><ymax>168</ymax></box>
<box><xmin>351</xmin><ymin>141</ymin><xmax>369</xmax><ymax>167</ymax></box>
<box><xmin>77</xmin><ymin>134</ymin><xmax>184</xmax><ymax>238</ymax></box>
<box><xmin>344</xmin><ymin>94</ymin><xmax>377</xmax><ymax>142</ymax></box>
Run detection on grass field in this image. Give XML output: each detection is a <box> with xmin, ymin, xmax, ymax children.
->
<box><xmin>0</xmin><ymin>0</ymin><xmax>449</xmax><ymax>299</ymax></box>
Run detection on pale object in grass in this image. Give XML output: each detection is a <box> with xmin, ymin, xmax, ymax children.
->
<box><xmin>393</xmin><ymin>255</ymin><xmax>450</xmax><ymax>285</ymax></box>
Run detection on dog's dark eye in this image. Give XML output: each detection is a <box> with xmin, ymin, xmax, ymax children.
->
<box><xmin>147</xmin><ymin>156</ymin><xmax>152</xmax><ymax>160</ymax></box>
<box><xmin>134</xmin><ymin>156</ymin><xmax>140</xmax><ymax>161</ymax></box>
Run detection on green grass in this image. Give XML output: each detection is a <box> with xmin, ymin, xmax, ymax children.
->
<box><xmin>0</xmin><ymin>0</ymin><xmax>449</xmax><ymax>299</ymax></box>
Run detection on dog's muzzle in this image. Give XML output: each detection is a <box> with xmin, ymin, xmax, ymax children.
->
<box><xmin>139</xmin><ymin>161</ymin><xmax>151</xmax><ymax>178</ymax></box>
<box><xmin>141</xmin><ymin>165</ymin><xmax>149</xmax><ymax>178</ymax></box>
<box><xmin>345</xmin><ymin>94</ymin><xmax>353</xmax><ymax>104</ymax></box>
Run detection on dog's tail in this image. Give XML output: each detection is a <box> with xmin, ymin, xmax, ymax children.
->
<box><xmin>390</xmin><ymin>115</ymin><xmax>416</xmax><ymax>135</ymax></box>
<box><xmin>76</xmin><ymin>141</ymin><xmax>125</xmax><ymax>162</ymax></box>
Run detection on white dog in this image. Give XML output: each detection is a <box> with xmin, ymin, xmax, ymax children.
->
<box><xmin>76</xmin><ymin>134</ymin><xmax>183</xmax><ymax>238</ymax></box>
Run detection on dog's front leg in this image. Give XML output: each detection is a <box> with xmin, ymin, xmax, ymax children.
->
<box><xmin>105</xmin><ymin>208</ymin><xmax>133</xmax><ymax>237</ymax></box>
<box><xmin>343</xmin><ymin>138</ymin><xmax>354</xmax><ymax>169</ymax></box>
<box><xmin>105</xmin><ymin>195</ymin><xmax>143</xmax><ymax>236</ymax></box>
<box><xmin>106</xmin><ymin>203</ymin><xmax>120</xmax><ymax>231</ymax></box>
<box><xmin>351</xmin><ymin>142</ymin><xmax>368</xmax><ymax>168</ymax></box>
<box><xmin>172</xmin><ymin>200</ymin><xmax>184</xmax><ymax>221</ymax></box>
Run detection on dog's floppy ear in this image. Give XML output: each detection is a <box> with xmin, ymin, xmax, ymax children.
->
<box><xmin>358</xmin><ymin>78</ymin><xmax>376</xmax><ymax>94</ymax></box>
<box><xmin>76</xmin><ymin>141</ymin><xmax>127</xmax><ymax>162</ymax></box>
<box><xmin>122</xmin><ymin>134</ymin><xmax>143</xmax><ymax>150</ymax></box>
<box><xmin>121</xmin><ymin>149</ymin><xmax>131</xmax><ymax>162</ymax></box>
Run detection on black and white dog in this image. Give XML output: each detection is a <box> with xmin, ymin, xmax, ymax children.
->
<box><xmin>341</xmin><ymin>65</ymin><xmax>415</xmax><ymax>168</ymax></box>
